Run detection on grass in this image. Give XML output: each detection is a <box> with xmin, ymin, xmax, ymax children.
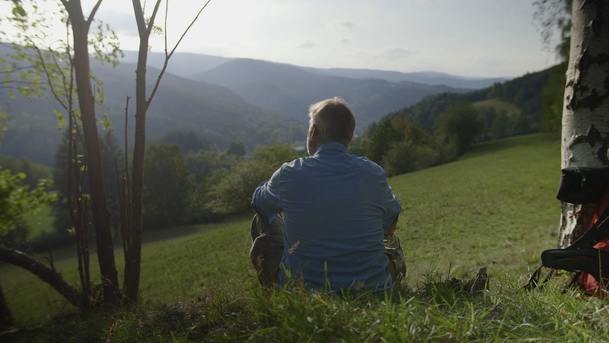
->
<box><xmin>22</xmin><ymin>204</ymin><xmax>54</xmax><ymax>241</ymax></box>
<box><xmin>5</xmin><ymin>133</ymin><xmax>599</xmax><ymax>342</ymax></box>
<box><xmin>395</xmin><ymin>133</ymin><xmax>559</xmax><ymax>281</ymax></box>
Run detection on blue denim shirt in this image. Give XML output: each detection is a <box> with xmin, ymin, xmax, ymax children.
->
<box><xmin>251</xmin><ymin>142</ymin><xmax>401</xmax><ymax>291</ymax></box>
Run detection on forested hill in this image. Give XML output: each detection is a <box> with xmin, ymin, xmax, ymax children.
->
<box><xmin>384</xmin><ymin>63</ymin><xmax>564</xmax><ymax>135</ymax></box>
<box><xmin>0</xmin><ymin>60</ymin><xmax>305</xmax><ymax>165</ymax></box>
<box><xmin>353</xmin><ymin>64</ymin><xmax>565</xmax><ymax>177</ymax></box>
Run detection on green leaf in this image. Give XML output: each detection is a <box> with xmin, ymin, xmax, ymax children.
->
<box><xmin>52</xmin><ymin>109</ymin><xmax>65</xmax><ymax>129</ymax></box>
<box><xmin>12</xmin><ymin>5</ymin><xmax>27</xmax><ymax>18</ymax></box>
<box><xmin>100</xmin><ymin>113</ymin><xmax>112</xmax><ymax>129</ymax></box>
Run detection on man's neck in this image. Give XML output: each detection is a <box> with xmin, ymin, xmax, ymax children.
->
<box><xmin>314</xmin><ymin>142</ymin><xmax>348</xmax><ymax>155</ymax></box>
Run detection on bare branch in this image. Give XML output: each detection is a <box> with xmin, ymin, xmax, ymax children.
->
<box><xmin>66</xmin><ymin>16</ymin><xmax>75</xmax><ymax>116</ymax></box>
<box><xmin>122</xmin><ymin>95</ymin><xmax>131</xmax><ymax>271</ymax></box>
<box><xmin>49</xmin><ymin>49</ymin><xmax>69</xmax><ymax>98</ymax></box>
<box><xmin>32</xmin><ymin>46</ymin><xmax>69</xmax><ymax>110</ymax></box>
<box><xmin>146</xmin><ymin>0</ymin><xmax>212</xmax><ymax>107</ymax></box>
<box><xmin>0</xmin><ymin>80</ymin><xmax>34</xmax><ymax>85</ymax></box>
<box><xmin>0</xmin><ymin>84</ymin><xmax>33</xmax><ymax>90</ymax></box>
<box><xmin>0</xmin><ymin>65</ymin><xmax>35</xmax><ymax>74</ymax></box>
<box><xmin>168</xmin><ymin>0</ymin><xmax>211</xmax><ymax>58</ymax></box>
<box><xmin>146</xmin><ymin>0</ymin><xmax>163</xmax><ymax>35</ymax></box>
<box><xmin>0</xmin><ymin>247</ymin><xmax>82</xmax><ymax>308</ymax></box>
<box><xmin>44</xmin><ymin>250</ymin><xmax>56</xmax><ymax>273</ymax></box>
<box><xmin>86</xmin><ymin>0</ymin><xmax>104</xmax><ymax>28</ymax></box>
<box><xmin>144</xmin><ymin>62</ymin><xmax>166</xmax><ymax>110</ymax></box>
<box><xmin>164</xmin><ymin>0</ymin><xmax>168</xmax><ymax>56</ymax></box>
<box><xmin>124</xmin><ymin>96</ymin><xmax>130</xmax><ymax>182</ymax></box>
<box><xmin>114</xmin><ymin>158</ymin><xmax>128</xmax><ymax>258</ymax></box>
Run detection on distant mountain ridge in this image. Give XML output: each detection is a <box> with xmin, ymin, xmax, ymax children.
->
<box><xmin>194</xmin><ymin>58</ymin><xmax>465</xmax><ymax>130</ymax></box>
<box><xmin>122</xmin><ymin>51</ymin><xmax>506</xmax><ymax>89</ymax></box>
<box><xmin>121</xmin><ymin>51</ymin><xmax>230</xmax><ymax>79</ymax></box>
<box><xmin>303</xmin><ymin>68</ymin><xmax>507</xmax><ymax>89</ymax></box>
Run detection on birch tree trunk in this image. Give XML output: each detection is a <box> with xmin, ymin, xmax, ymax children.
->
<box><xmin>558</xmin><ymin>0</ymin><xmax>609</xmax><ymax>247</ymax></box>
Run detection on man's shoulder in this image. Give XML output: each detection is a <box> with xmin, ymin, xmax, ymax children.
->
<box><xmin>274</xmin><ymin>157</ymin><xmax>307</xmax><ymax>177</ymax></box>
<box><xmin>348</xmin><ymin>154</ymin><xmax>387</xmax><ymax>177</ymax></box>
<box><xmin>276</xmin><ymin>154</ymin><xmax>387</xmax><ymax>178</ymax></box>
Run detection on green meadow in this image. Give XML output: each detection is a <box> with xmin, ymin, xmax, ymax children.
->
<box><xmin>6</xmin><ymin>133</ymin><xmax>609</xmax><ymax>342</ymax></box>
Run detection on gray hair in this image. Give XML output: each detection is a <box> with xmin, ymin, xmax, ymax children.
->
<box><xmin>308</xmin><ymin>97</ymin><xmax>356</xmax><ymax>145</ymax></box>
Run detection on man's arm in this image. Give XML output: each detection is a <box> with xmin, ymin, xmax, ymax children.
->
<box><xmin>385</xmin><ymin>216</ymin><xmax>399</xmax><ymax>237</ymax></box>
<box><xmin>251</xmin><ymin>166</ymin><xmax>283</xmax><ymax>222</ymax></box>
<box><xmin>379</xmin><ymin>175</ymin><xmax>401</xmax><ymax>236</ymax></box>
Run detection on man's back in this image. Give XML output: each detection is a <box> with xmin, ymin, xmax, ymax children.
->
<box><xmin>252</xmin><ymin>142</ymin><xmax>401</xmax><ymax>291</ymax></box>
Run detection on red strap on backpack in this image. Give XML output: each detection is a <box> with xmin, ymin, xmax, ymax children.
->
<box><xmin>579</xmin><ymin>190</ymin><xmax>609</xmax><ymax>295</ymax></box>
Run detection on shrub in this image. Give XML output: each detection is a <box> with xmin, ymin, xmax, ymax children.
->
<box><xmin>206</xmin><ymin>144</ymin><xmax>299</xmax><ymax>216</ymax></box>
<box><xmin>436</xmin><ymin>104</ymin><xmax>482</xmax><ymax>155</ymax></box>
<box><xmin>383</xmin><ymin>141</ymin><xmax>442</xmax><ymax>176</ymax></box>
<box><xmin>142</xmin><ymin>144</ymin><xmax>191</xmax><ymax>229</ymax></box>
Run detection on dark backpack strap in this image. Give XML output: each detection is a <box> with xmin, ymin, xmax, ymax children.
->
<box><xmin>524</xmin><ymin>265</ymin><xmax>543</xmax><ymax>290</ymax></box>
<box><xmin>524</xmin><ymin>265</ymin><xmax>555</xmax><ymax>291</ymax></box>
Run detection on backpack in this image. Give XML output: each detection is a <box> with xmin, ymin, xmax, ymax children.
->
<box><xmin>527</xmin><ymin>167</ymin><xmax>609</xmax><ymax>295</ymax></box>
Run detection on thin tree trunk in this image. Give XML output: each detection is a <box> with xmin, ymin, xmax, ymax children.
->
<box><xmin>0</xmin><ymin>282</ymin><xmax>12</xmax><ymax>328</ymax></box>
<box><xmin>0</xmin><ymin>248</ymin><xmax>82</xmax><ymax>308</ymax></box>
<box><xmin>64</xmin><ymin>0</ymin><xmax>119</xmax><ymax>302</ymax></box>
<box><xmin>123</xmin><ymin>0</ymin><xmax>208</xmax><ymax>302</ymax></box>
<box><xmin>124</xmin><ymin>22</ymin><xmax>150</xmax><ymax>303</ymax></box>
<box><xmin>558</xmin><ymin>0</ymin><xmax>609</xmax><ymax>247</ymax></box>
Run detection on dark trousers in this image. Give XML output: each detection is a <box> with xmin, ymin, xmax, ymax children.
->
<box><xmin>249</xmin><ymin>214</ymin><xmax>406</xmax><ymax>288</ymax></box>
<box><xmin>249</xmin><ymin>213</ymin><xmax>285</xmax><ymax>287</ymax></box>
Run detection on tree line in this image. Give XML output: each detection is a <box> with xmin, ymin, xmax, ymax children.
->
<box><xmin>4</xmin><ymin>130</ymin><xmax>296</xmax><ymax>246</ymax></box>
<box><xmin>354</xmin><ymin>60</ymin><xmax>569</xmax><ymax>177</ymax></box>
<box><xmin>352</xmin><ymin>103</ymin><xmax>482</xmax><ymax>176</ymax></box>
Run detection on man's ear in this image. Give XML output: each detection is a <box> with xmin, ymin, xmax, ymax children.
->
<box><xmin>309</xmin><ymin>124</ymin><xmax>318</xmax><ymax>139</ymax></box>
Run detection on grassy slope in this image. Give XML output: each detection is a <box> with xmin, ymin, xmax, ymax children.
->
<box><xmin>472</xmin><ymin>98</ymin><xmax>521</xmax><ymax>116</ymax></box>
<box><xmin>397</xmin><ymin>133</ymin><xmax>558</xmax><ymax>281</ymax></box>
<box><xmin>7</xmin><ymin>133</ymin><xmax>607</xmax><ymax>341</ymax></box>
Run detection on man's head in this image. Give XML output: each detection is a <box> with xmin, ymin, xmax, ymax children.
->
<box><xmin>307</xmin><ymin>97</ymin><xmax>356</xmax><ymax>155</ymax></box>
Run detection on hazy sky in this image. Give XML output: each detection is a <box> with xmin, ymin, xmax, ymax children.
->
<box><xmin>12</xmin><ymin>0</ymin><xmax>561</xmax><ymax>78</ymax></box>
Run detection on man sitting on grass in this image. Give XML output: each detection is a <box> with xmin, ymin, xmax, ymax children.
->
<box><xmin>250</xmin><ymin>97</ymin><xmax>404</xmax><ymax>292</ymax></box>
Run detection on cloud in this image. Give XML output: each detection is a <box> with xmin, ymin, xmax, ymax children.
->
<box><xmin>96</xmin><ymin>10</ymin><xmax>138</xmax><ymax>37</ymax></box>
<box><xmin>382</xmin><ymin>47</ymin><xmax>415</xmax><ymax>59</ymax></box>
<box><xmin>340</xmin><ymin>38</ymin><xmax>350</xmax><ymax>45</ymax></box>
<box><xmin>298</xmin><ymin>40</ymin><xmax>316</xmax><ymax>49</ymax></box>
<box><xmin>337</xmin><ymin>21</ymin><xmax>354</xmax><ymax>30</ymax></box>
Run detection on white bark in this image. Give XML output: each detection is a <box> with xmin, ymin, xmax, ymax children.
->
<box><xmin>559</xmin><ymin>0</ymin><xmax>609</xmax><ymax>247</ymax></box>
